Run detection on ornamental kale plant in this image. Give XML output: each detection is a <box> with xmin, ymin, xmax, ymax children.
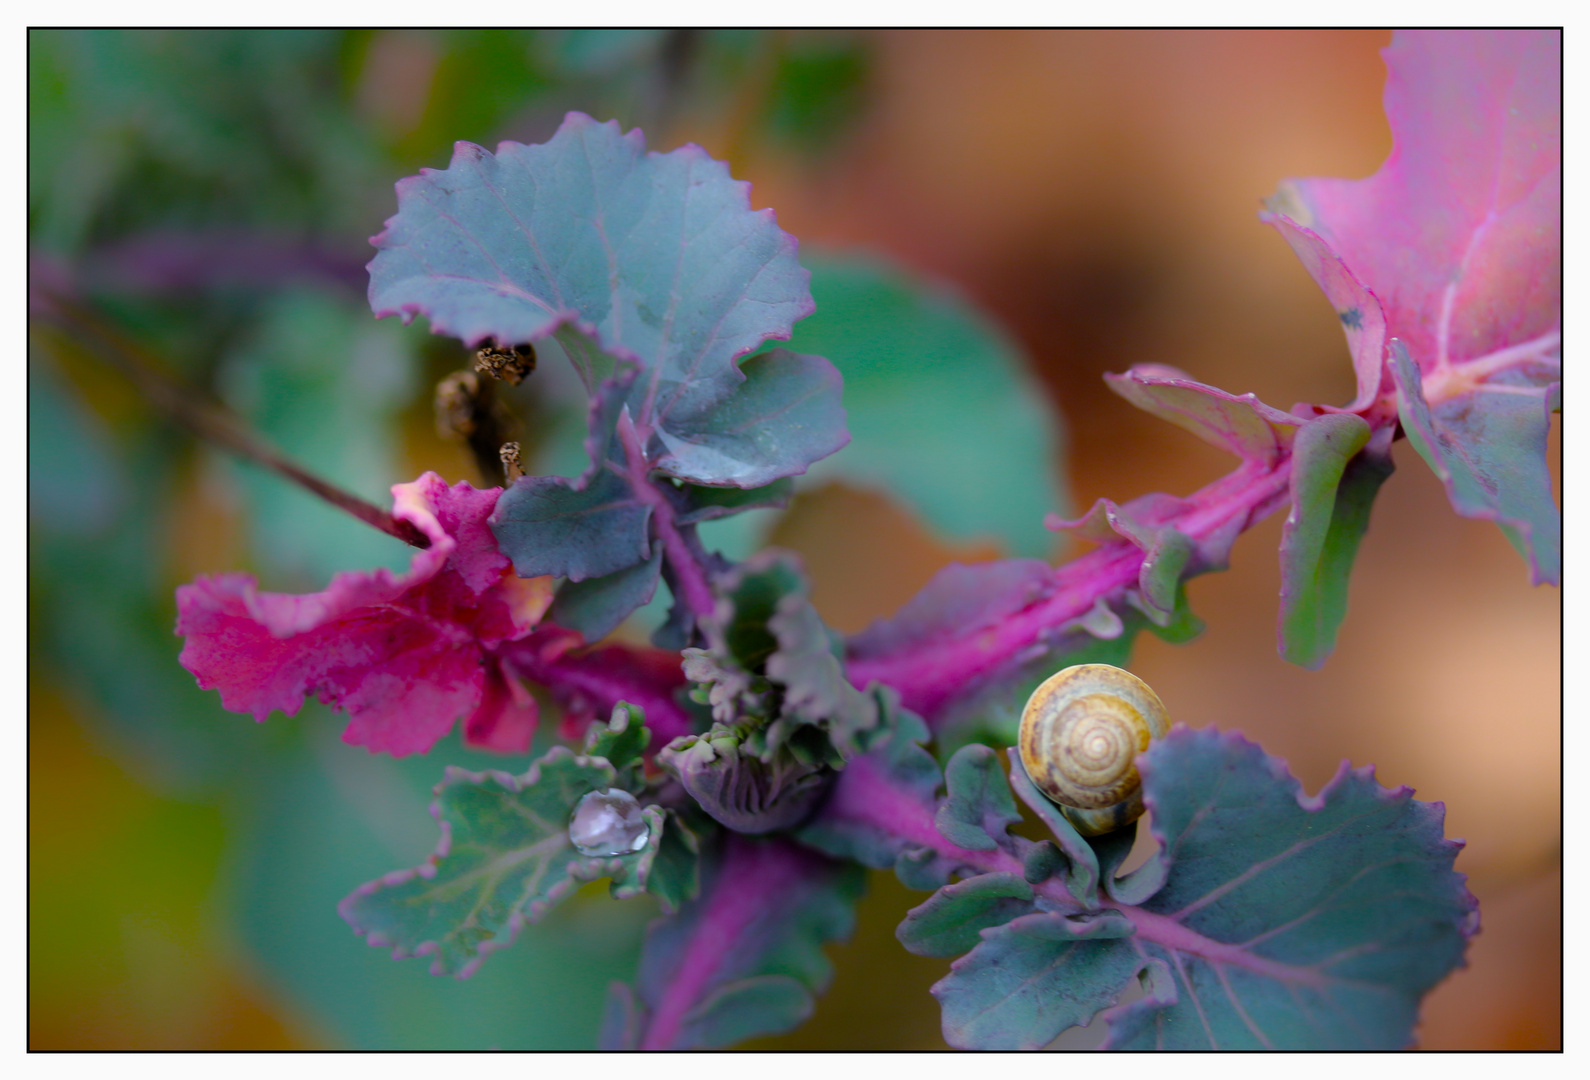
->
<box><xmin>164</xmin><ymin>30</ymin><xmax>1556</xmax><ymax>1050</ymax></box>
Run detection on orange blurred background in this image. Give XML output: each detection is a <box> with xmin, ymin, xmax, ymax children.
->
<box><xmin>30</xmin><ymin>29</ymin><xmax>1559</xmax><ymax>1050</ymax></box>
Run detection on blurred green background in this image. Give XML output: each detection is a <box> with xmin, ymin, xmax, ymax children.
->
<box><xmin>29</xmin><ymin>29</ymin><xmax>1558</xmax><ymax>1050</ymax></box>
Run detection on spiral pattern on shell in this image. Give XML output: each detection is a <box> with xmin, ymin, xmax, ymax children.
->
<box><xmin>1018</xmin><ymin>663</ymin><xmax>1170</xmax><ymax>836</ymax></box>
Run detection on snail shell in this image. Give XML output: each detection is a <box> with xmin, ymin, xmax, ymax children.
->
<box><xmin>1018</xmin><ymin>663</ymin><xmax>1170</xmax><ymax>837</ymax></box>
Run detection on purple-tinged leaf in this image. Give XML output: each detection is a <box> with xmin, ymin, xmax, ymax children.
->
<box><xmin>1391</xmin><ymin>341</ymin><xmax>1560</xmax><ymax>585</ymax></box>
<box><xmin>176</xmin><ymin>473</ymin><xmax>554</xmax><ymax>758</ymax></box>
<box><xmin>491</xmin><ymin>467</ymin><xmax>650</xmax><ymax>582</ymax></box>
<box><xmin>1266</xmin><ymin>30</ymin><xmax>1560</xmax><ymax>582</ymax></box>
<box><xmin>339</xmin><ymin>748</ymin><xmax>667</xmax><ymax>979</ymax></box>
<box><xmin>602</xmin><ymin>834</ymin><xmax>863</xmax><ymax>1050</ymax></box>
<box><xmin>1104</xmin><ymin>365</ymin><xmax>1303</xmax><ymax>467</ymax></box>
<box><xmin>647</xmin><ymin>349</ymin><xmax>849</xmax><ymax>489</ymax></box>
<box><xmin>1278</xmin><ymin>416</ymin><xmax>1394</xmax><ymax>668</ymax></box>
<box><xmin>673</xmin><ymin>478</ymin><xmax>794</xmax><ymax>525</ymax></box>
<box><xmin>896</xmin><ymin>873</ymin><xmax>1037</xmax><ymax>959</ymax></box>
<box><xmin>658</xmin><ymin>729</ymin><xmax>831</xmax><ymax>834</ymax></box>
<box><xmin>848</xmin><ymin>559</ymin><xmax>1056</xmax><ymax>661</ymax></box>
<box><xmin>369</xmin><ymin>112</ymin><xmax>812</xmax><ymax>411</ymax></box>
<box><xmin>1263</xmin><ymin>217</ymin><xmax>1389</xmax><ymax>413</ymax></box>
<box><xmin>886</xmin><ymin>730</ymin><xmax>1475</xmax><ymax>1049</ymax></box>
<box><xmin>549</xmin><ymin>546</ymin><xmax>662</xmax><ymax>643</ymax></box>
<box><xmin>491</xmin><ymin>368</ymin><xmax>652</xmax><ymax>582</ymax></box>
<box><xmin>933</xmin><ymin>910</ymin><xmax>1139</xmax><ymax>1050</ymax></box>
<box><xmin>848</xmin><ymin>561</ymin><xmax>1202</xmax><ymax>756</ymax></box>
<box><xmin>1093</xmin><ymin>728</ymin><xmax>1478</xmax><ymax>1049</ymax></box>
<box><xmin>935</xmin><ymin>744</ymin><xmax>1022</xmax><ymax>853</ymax></box>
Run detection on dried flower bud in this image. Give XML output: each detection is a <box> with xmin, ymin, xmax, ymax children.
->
<box><xmin>435</xmin><ymin>371</ymin><xmax>483</xmax><ymax>440</ymax></box>
<box><xmin>474</xmin><ymin>342</ymin><xmax>537</xmax><ymax>385</ymax></box>
<box><xmin>500</xmin><ymin>441</ymin><xmax>524</xmax><ymax>482</ymax></box>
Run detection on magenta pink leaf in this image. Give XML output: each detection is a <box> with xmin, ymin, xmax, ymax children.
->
<box><xmin>1265</xmin><ymin>30</ymin><xmax>1560</xmax><ymax>582</ymax></box>
<box><xmin>176</xmin><ymin>472</ymin><xmax>554</xmax><ymax>757</ymax></box>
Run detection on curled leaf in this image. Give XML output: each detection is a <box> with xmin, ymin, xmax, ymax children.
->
<box><xmin>934</xmin><ymin>744</ymin><xmax>1022</xmax><ymax>853</ymax></box>
<box><xmin>1278</xmin><ymin>414</ymin><xmax>1393</xmax><ymax>668</ymax></box>
<box><xmin>1103</xmin><ymin>365</ymin><xmax>1302</xmax><ymax>468</ymax></box>
<box><xmin>658</xmin><ymin>730</ymin><xmax>831</xmax><ymax>834</ymax></box>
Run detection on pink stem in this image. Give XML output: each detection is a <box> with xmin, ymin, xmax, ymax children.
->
<box><xmin>846</xmin><ymin>457</ymin><xmax>1293</xmax><ymax>722</ymax></box>
<box><xmin>502</xmin><ymin>633</ymin><xmax>693</xmax><ymax>747</ymax></box>
<box><xmin>639</xmin><ymin>835</ymin><xmax>825</xmax><ymax>1049</ymax></box>
<box><xmin>616</xmin><ymin>412</ymin><xmax>717</xmax><ymax>618</ymax></box>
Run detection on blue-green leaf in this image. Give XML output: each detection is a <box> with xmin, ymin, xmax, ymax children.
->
<box><xmin>674</xmin><ymin>478</ymin><xmax>794</xmax><ymax>525</ymax></box>
<box><xmin>1097</xmin><ymin>728</ymin><xmax>1477</xmax><ymax>1049</ymax></box>
<box><xmin>934</xmin><ymin>744</ymin><xmax>1021</xmax><ymax>853</ymax></box>
<box><xmin>1391</xmin><ymin>341</ymin><xmax>1560</xmax><ymax>586</ymax></box>
<box><xmin>581</xmin><ymin>701</ymin><xmax>651</xmax><ymax>780</ymax></box>
<box><xmin>230</xmin><ymin>721</ymin><xmax>653</xmax><ymax>1049</ymax></box>
<box><xmin>1005</xmin><ymin>747</ymin><xmax>1101</xmax><ymax>909</ymax></box>
<box><xmin>492</xmin><ymin>467</ymin><xmax>650</xmax><ymax>581</ymax></box>
<box><xmin>368</xmin><ymin>112</ymin><xmax>814</xmax><ymax>477</ymax></box>
<box><xmin>912</xmin><ymin>729</ymin><xmax>1477</xmax><ymax>1050</ymax></box>
<box><xmin>648</xmin><ymin>348</ymin><xmax>848</xmax><ymax>489</ymax></box>
<box><xmin>551</xmin><ymin>547</ymin><xmax>663</xmax><ymax>642</ymax></box>
<box><xmin>934</xmin><ymin>910</ymin><xmax>1138</xmax><ymax>1049</ymax></box>
<box><xmin>896</xmin><ymin>872</ymin><xmax>1036</xmax><ymax>958</ymax></box>
<box><xmin>784</xmin><ymin>253</ymin><xmax>1067</xmax><ymax>557</ymax></box>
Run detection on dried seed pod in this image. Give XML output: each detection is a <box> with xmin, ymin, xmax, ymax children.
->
<box><xmin>1017</xmin><ymin>663</ymin><xmax>1170</xmax><ymax>837</ymax></box>
<box><xmin>474</xmin><ymin>342</ymin><xmax>536</xmax><ymax>385</ymax></box>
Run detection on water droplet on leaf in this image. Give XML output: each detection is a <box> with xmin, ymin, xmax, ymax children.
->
<box><xmin>569</xmin><ymin>789</ymin><xmax>649</xmax><ymax>857</ymax></box>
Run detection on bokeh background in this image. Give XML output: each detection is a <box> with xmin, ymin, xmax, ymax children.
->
<box><xmin>28</xmin><ymin>29</ymin><xmax>1559</xmax><ymax>1050</ymax></box>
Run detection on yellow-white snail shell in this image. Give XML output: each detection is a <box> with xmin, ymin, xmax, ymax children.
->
<box><xmin>1017</xmin><ymin>663</ymin><xmax>1170</xmax><ymax>837</ymax></box>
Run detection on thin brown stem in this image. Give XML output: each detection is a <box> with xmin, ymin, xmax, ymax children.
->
<box><xmin>31</xmin><ymin>289</ymin><xmax>431</xmax><ymax>549</ymax></box>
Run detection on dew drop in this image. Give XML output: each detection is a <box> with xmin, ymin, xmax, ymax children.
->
<box><xmin>569</xmin><ymin>789</ymin><xmax>649</xmax><ymax>857</ymax></box>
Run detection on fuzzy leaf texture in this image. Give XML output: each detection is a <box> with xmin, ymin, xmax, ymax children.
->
<box><xmin>340</xmin><ymin>708</ymin><xmax>696</xmax><ymax>979</ymax></box>
<box><xmin>601</xmin><ymin>834</ymin><xmax>864</xmax><ymax>1049</ymax></box>
<box><xmin>1265</xmin><ymin>30</ymin><xmax>1560</xmax><ymax>584</ymax></box>
<box><xmin>921</xmin><ymin>729</ymin><xmax>1477</xmax><ymax>1049</ymax></box>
